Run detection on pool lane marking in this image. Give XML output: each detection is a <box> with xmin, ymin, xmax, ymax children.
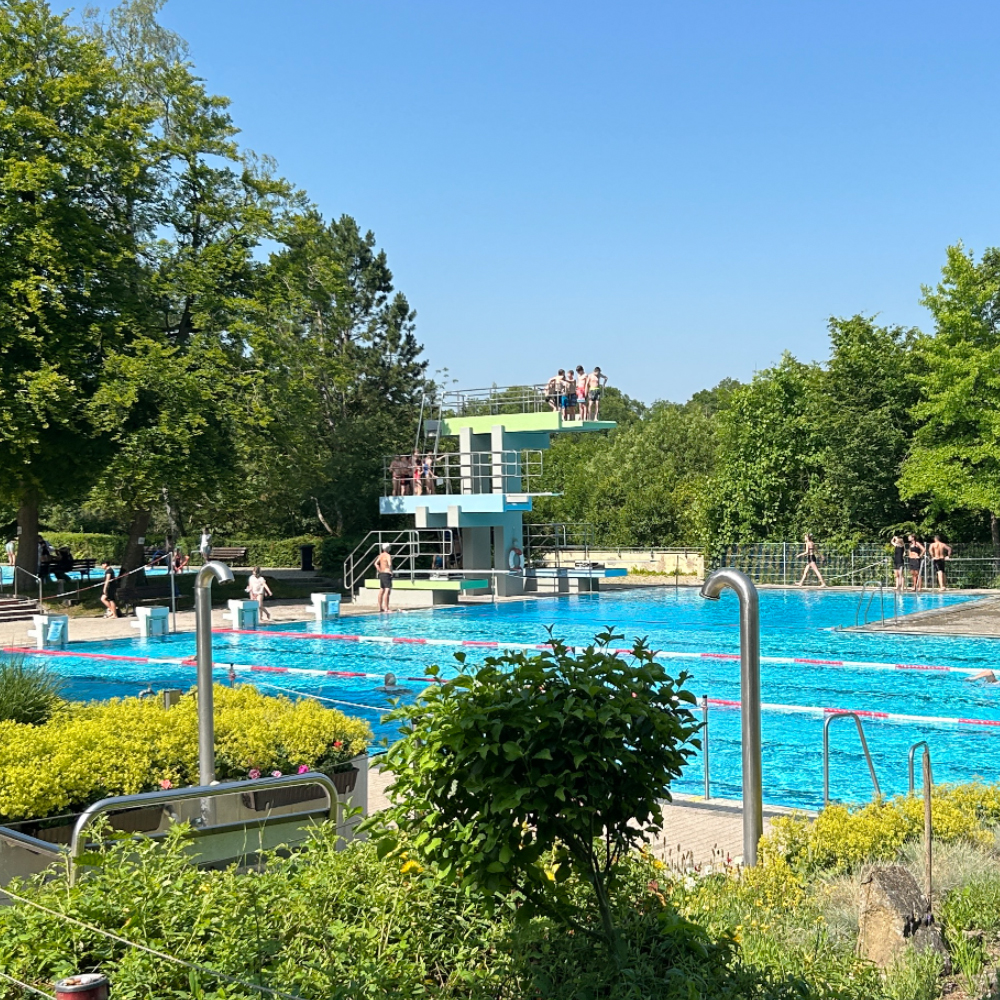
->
<box><xmin>216</xmin><ymin>629</ymin><xmax>983</xmax><ymax>677</ymax></box>
<box><xmin>11</xmin><ymin>647</ymin><xmax>1000</xmax><ymax>728</ymax></box>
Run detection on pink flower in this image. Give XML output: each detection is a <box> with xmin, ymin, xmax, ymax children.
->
<box><xmin>248</xmin><ymin>768</ymin><xmax>261</xmax><ymax>780</ymax></box>
<box><xmin>271</xmin><ymin>770</ymin><xmax>282</xmax><ymax>778</ymax></box>
<box><xmin>297</xmin><ymin>764</ymin><xmax>310</xmax><ymax>774</ymax></box>
<box><xmin>333</xmin><ymin>741</ymin><xmax>343</xmax><ymax>749</ymax></box>
<box><xmin>159</xmin><ymin>779</ymin><xmax>173</xmax><ymax>790</ymax></box>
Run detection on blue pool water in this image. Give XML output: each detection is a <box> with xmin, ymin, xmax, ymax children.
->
<box><xmin>18</xmin><ymin>587</ymin><xmax>1000</xmax><ymax>810</ymax></box>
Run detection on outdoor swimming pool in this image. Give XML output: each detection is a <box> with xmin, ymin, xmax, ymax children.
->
<box><xmin>11</xmin><ymin>587</ymin><xmax>1000</xmax><ymax>810</ymax></box>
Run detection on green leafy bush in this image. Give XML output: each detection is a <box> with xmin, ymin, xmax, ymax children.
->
<box><xmin>0</xmin><ymin>654</ymin><xmax>64</xmax><ymax>725</ymax></box>
<box><xmin>316</xmin><ymin>534</ymin><xmax>364</xmax><ymax>574</ymax></box>
<box><xmin>44</xmin><ymin>532</ymin><xmax>126</xmax><ymax>563</ymax></box>
<box><xmin>763</xmin><ymin>787</ymin><xmax>1000</xmax><ymax>875</ymax></box>
<box><xmin>0</xmin><ymin>827</ymin><xmax>861</xmax><ymax>1000</ymax></box>
<box><xmin>0</xmin><ymin>686</ymin><xmax>370</xmax><ymax>822</ymax></box>
<box><xmin>371</xmin><ymin>631</ymin><xmax>702</xmax><ymax>968</ymax></box>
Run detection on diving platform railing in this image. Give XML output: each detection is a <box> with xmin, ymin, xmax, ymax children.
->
<box><xmin>343</xmin><ymin>528</ymin><xmax>455</xmax><ymax>596</ymax></box>
<box><xmin>385</xmin><ymin>449</ymin><xmax>545</xmax><ymax>497</ymax></box>
<box><xmin>523</xmin><ymin>522</ymin><xmax>595</xmax><ymax>568</ymax></box>
<box><xmin>441</xmin><ymin>384</ymin><xmax>552</xmax><ymax>417</ymax></box>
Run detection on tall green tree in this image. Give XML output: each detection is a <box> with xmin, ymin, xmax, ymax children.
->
<box><xmin>0</xmin><ymin>0</ymin><xmax>152</xmax><ymax>587</ymax></box>
<box><xmin>899</xmin><ymin>244</ymin><xmax>1000</xmax><ymax>549</ymax></box>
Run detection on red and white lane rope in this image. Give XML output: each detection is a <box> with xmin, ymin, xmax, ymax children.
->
<box><xmin>12</xmin><ymin>645</ymin><xmax>1000</xmax><ymax>729</ymax></box>
<box><xmin>218</xmin><ymin>628</ymin><xmax>983</xmax><ymax>677</ymax></box>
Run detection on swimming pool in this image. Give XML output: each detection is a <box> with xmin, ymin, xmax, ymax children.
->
<box><xmin>13</xmin><ymin>587</ymin><xmax>1000</xmax><ymax>810</ymax></box>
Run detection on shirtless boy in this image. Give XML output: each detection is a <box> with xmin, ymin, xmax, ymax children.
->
<box><xmin>375</xmin><ymin>543</ymin><xmax>393</xmax><ymax>612</ymax></box>
<box><xmin>546</xmin><ymin>370</ymin><xmax>565</xmax><ymax>413</ymax></box>
<box><xmin>575</xmin><ymin>366</ymin><xmax>589</xmax><ymax>420</ymax></box>
<box><xmin>929</xmin><ymin>535</ymin><xmax>952</xmax><ymax>591</ymax></box>
<box><xmin>587</xmin><ymin>366</ymin><xmax>608</xmax><ymax>419</ymax></box>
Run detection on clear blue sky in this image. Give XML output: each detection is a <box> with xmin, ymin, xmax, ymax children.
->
<box><xmin>81</xmin><ymin>1</ymin><xmax>1000</xmax><ymax>404</ymax></box>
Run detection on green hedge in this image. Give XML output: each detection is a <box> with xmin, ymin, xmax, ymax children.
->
<box><xmin>44</xmin><ymin>533</ymin><xmax>125</xmax><ymax>563</ymax></box>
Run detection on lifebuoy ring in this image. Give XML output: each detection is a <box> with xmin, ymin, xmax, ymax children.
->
<box><xmin>507</xmin><ymin>547</ymin><xmax>523</xmax><ymax>571</ymax></box>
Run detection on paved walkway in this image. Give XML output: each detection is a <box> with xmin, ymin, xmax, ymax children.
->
<box><xmin>855</xmin><ymin>594</ymin><xmax>1000</xmax><ymax>637</ymax></box>
<box><xmin>366</xmin><ymin>761</ymin><xmax>805</xmax><ymax>869</ymax></box>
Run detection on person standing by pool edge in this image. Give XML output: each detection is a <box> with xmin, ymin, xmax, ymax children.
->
<box><xmin>375</xmin><ymin>543</ymin><xmax>393</xmax><ymax>613</ymax></box>
<box><xmin>891</xmin><ymin>535</ymin><xmax>906</xmax><ymax>591</ymax></box>
<box><xmin>100</xmin><ymin>559</ymin><xmax>119</xmax><ymax>618</ymax></box>
<box><xmin>4</xmin><ymin>538</ymin><xmax>14</xmax><ymax>566</ymax></box>
<box><xmin>796</xmin><ymin>533</ymin><xmax>826</xmax><ymax>587</ymax></box>
<box><xmin>907</xmin><ymin>534</ymin><xmax>925</xmax><ymax>592</ymax></box>
<box><xmin>929</xmin><ymin>535</ymin><xmax>952</xmax><ymax>591</ymax></box>
<box><xmin>199</xmin><ymin>527</ymin><xmax>212</xmax><ymax>562</ymax></box>
<box><xmin>246</xmin><ymin>566</ymin><xmax>273</xmax><ymax>622</ymax></box>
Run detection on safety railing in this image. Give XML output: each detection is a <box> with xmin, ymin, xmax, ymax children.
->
<box><xmin>384</xmin><ymin>450</ymin><xmax>545</xmax><ymax>497</ymax></box>
<box><xmin>442</xmin><ymin>384</ymin><xmax>551</xmax><ymax>417</ymax></box>
<box><xmin>522</xmin><ymin>522</ymin><xmax>595</xmax><ymax>568</ymax></box>
<box><xmin>854</xmin><ymin>580</ymin><xmax>901</xmax><ymax>627</ymax></box>
<box><xmin>908</xmin><ymin>741</ymin><xmax>934</xmax><ymax>795</ymax></box>
<box><xmin>342</xmin><ymin>528</ymin><xmax>455</xmax><ymax>596</ymax></box>
<box><xmin>822</xmin><ymin>712</ymin><xmax>882</xmax><ymax>805</ymax></box>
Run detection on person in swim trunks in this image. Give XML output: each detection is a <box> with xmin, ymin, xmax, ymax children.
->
<box><xmin>907</xmin><ymin>534</ymin><xmax>925</xmax><ymax>592</ymax></box>
<box><xmin>891</xmin><ymin>535</ymin><xmax>905</xmax><ymax>591</ymax></box>
<box><xmin>587</xmin><ymin>366</ymin><xmax>608</xmax><ymax>419</ymax></box>
<box><xmin>546</xmin><ymin>369</ymin><xmax>565</xmax><ymax>413</ymax></box>
<box><xmin>796</xmin><ymin>533</ymin><xmax>826</xmax><ymax>587</ymax></box>
<box><xmin>563</xmin><ymin>368</ymin><xmax>577</xmax><ymax>420</ymax></box>
<box><xmin>929</xmin><ymin>534</ymin><xmax>952</xmax><ymax>591</ymax></box>
<box><xmin>375</xmin><ymin>543</ymin><xmax>393</xmax><ymax>613</ymax></box>
<box><xmin>575</xmin><ymin>365</ymin><xmax>589</xmax><ymax>420</ymax></box>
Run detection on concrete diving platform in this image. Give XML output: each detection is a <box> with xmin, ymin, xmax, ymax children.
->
<box><xmin>357</xmin><ymin>577</ymin><xmax>490</xmax><ymax>608</ymax></box>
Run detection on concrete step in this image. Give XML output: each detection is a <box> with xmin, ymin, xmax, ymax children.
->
<box><xmin>0</xmin><ymin>598</ymin><xmax>40</xmax><ymax>623</ymax></box>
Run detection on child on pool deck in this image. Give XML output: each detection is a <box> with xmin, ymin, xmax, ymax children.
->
<box><xmin>246</xmin><ymin>566</ymin><xmax>273</xmax><ymax>622</ymax></box>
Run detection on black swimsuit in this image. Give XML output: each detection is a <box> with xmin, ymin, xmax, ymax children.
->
<box><xmin>893</xmin><ymin>545</ymin><xmax>905</xmax><ymax>570</ymax></box>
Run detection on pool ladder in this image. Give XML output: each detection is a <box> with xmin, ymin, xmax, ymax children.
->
<box><xmin>822</xmin><ymin>712</ymin><xmax>934</xmax><ymax>805</ymax></box>
<box><xmin>855</xmin><ymin>580</ymin><xmax>900</xmax><ymax>627</ymax></box>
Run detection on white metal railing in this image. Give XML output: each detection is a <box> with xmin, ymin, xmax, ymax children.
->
<box><xmin>384</xmin><ymin>450</ymin><xmax>545</xmax><ymax>497</ymax></box>
<box><xmin>342</xmin><ymin>528</ymin><xmax>456</xmax><ymax>596</ymax></box>
<box><xmin>522</xmin><ymin>522</ymin><xmax>595</xmax><ymax>568</ymax></box>
<box><xmin>442</xmin><ymin>384</ymin><xmax>551</xmax><ymax>417</ymax></box>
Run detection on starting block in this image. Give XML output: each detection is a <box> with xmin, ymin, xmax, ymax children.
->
<box><xmin>311</xmin><ymin>592</ymin><xmax>341</xmax><ymax>629</ymax></box>
<box><xmin>132</xmin><ymin>605</ymin><xmax>170</xmax><ymax>638</ymax></box>
<box><xmin>27</xmin><ymin>614</ymin><xmax>69</xmax><ymax>650</ymax></box>
<box><xmin>223</xmin><ymin>599</ymin><xmax>259</xmax><ymax>630</ymax></box>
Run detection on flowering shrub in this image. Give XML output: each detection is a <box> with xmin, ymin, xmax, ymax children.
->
<box><xmin>763</xmin><ymin>784</ymin><xmax>998</xmax><ymax>876</ymax></box>
<box><xmin>0</xmin><ymin>686</ymin><xmax>370</xmax><ymax>822</ymax></box>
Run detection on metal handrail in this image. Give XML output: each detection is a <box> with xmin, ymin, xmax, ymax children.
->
<box><xmin>69</xmin><ymin>772</ymin><xmax>339</xmax><ymax>882</ymax></box>
<box><xmin>343</xmin><ymin>528</ymin><xmax>455</xmax><ymax>596</ymax></box>
<box><xmin>384</xmin><ymin>449</ymin><xmax>545</xmax><ymax>498</ymax></box>
<box><xmin>855</xmin><ymin>580</ymin><xmax>884</xmax><ymax>626</ymax></box>
<box><xmin>822</xmin><ymin>712</ymin><xmax>882</xmax><ymax>805</ymax></box>
<box><xmin>700</xmin><ymin>569</ymin><xmax>763</xmax><ymax>866</ymax></box>
<box><xmin>442</xmin><ymin>384</ymin><xmax>550</xmax><ymax>417</ymax></box>
<box><xmin>523</xmin><ymin>522</ymin><xmax>595</xmax><ymax>568</ymax></box>
<box><xmin>908</xmin><ymin>741</ymin><xmax>934</xmax><ymax>795</ymax></box>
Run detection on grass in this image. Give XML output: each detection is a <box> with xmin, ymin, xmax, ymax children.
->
<box><xmin>0</xmin><ymin>653</ymin><xmax>64</xmax><ymax>724</ymax></box>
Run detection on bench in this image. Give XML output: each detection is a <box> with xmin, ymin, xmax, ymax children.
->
<box><xmin>117</xmin><ymin>578</ymin><xmax>177</xmax><ymax>613</ymax></box>
<box><xmin>203</xmin><ymin>546</ymin><xmax>249</xmax><ymax>565</ymax></box>
<box><xmin>72</xmin><ymin>558</ymin><xmax>97</xmax><ymax>580</ymax></box>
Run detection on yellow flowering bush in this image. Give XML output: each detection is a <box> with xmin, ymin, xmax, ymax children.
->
<box><xmin>0</xmin><ymin>686</ymin><xmax>370</xmax><ymax>822</ymax></box>
<box><xmin>762</xmin><ymin>785</ymin><xmax>998</xmax><ymax>875</ymax></box>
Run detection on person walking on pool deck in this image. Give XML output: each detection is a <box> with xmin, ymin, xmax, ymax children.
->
<box><xmin>891</xmin><ymin>534</ymin><xmax>906</xmax><ymax>591</ymax></box>
<box><xmin>929</xmin><ymin>534</ymin><xmax>952</xmax><ymax>591</ymax></box>
<box><xmin>375</xmin><ymin>543</ymin><xmax>393</xmax><ymax>613</ymax></box>
<box><xmin>796</xmin><ymin>533</ymin><xmax>826</xmax><ymax>587</ymax></box>
<box><xmin>199</xmin><ymin>527</ymin><xmax>212</xmax><ymax>562</ymax></box>
<box><xmin>907</xmin><ymin>534</ymin><xmax>925</xmax><ymax>592</ymax></box>
<box><xmin>100</xmin><ymin>560</ymin><xmax>119</xmax><ymax>618</ymax></box>
<box><xmin>246</xmin><ymin>566</ymin><xmax>273</xmax><ymax>622</ymax></box>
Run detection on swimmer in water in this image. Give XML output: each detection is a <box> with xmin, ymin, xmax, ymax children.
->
<box><xmin>965</xmin><ymin>670</ymin><xmax>998</xmax><ymax>684</ymax></box>
<box><xmin>375</xmin><ymin>671</ymin><xmax>409</xmax><ymax>694</ymax></box>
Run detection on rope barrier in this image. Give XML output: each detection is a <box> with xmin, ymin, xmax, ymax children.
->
<box><xmin>255</xmin><ymin>682</ymin><xmax>390</xmax><ymax>713</ymax></box>
<box><xmin>705</xmin><ymin>697</ymin><xmax>1000</xmax><ymax>728</ymax></box>
<box><xmin>0</xmin><ymin>968</ymin><xmax>56</xmax><ymax>999</ymax></box>
<box><xmin>0</xmin><ymin>888</ymin><xmax>308</xmax><ymax>1000</ymax></box>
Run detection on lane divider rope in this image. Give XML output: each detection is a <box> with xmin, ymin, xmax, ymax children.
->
<box><xmin>217</xmin><ymin>628</ymin><xmax>982</xmax><ymax>676</ymax></box>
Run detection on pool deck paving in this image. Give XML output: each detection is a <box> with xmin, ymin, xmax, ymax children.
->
<box><xmin>853</xmin><ymin>593</ymin><xmax>1000</xmax><ymax>638</ymax></box>
<box><xmin>366</xmin><ymin>761</ymin><xmax>808</xmax><ymax>868</ymax></box>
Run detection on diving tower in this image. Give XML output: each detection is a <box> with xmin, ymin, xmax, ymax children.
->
<box><xmin>348</xmin><ymin>384</ymin><xmax>623</xmax><ymax>606</ymax></box>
